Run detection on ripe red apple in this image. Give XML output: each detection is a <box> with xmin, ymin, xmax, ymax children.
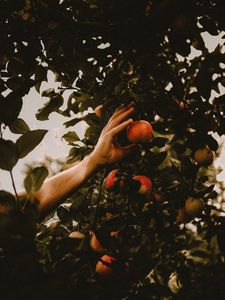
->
<box><xmin>95</xmin><ymin>105</ymin><xmax>103</xmax><ymax>118</ymax></box>
<box><xmin>90</xmin><ymin>233</ymin><xmax>107</xmax><ymax>254</ymax></box>
<box><xmin>133</xmin><ymin>175</ymin><xmax>152</xmax><ymax>195</ymax></box>
<box><xmin>95</xmin><ymin>255</ymin><xmax>117</xmax><ymax>278</ymax></box>
<box><xmin>104</xmin><ymin>169</ymin><xmax>125</xmax><ymax>191</ymax></box>
<box><xmin>126</xmin><ymin>120</ymin><xmax>153</xmax><ymax>144</ymax></box>
<box><xmin>194</xmin><ymin>148</ymin><xmax>213</xmax><ymax>166</ymax></box>
<box><xmin>184</xmin><ymin>198</ymin><xmax>204</xmax><ymax>217</ymax></box>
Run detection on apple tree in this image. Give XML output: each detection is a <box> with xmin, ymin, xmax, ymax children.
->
<box><xmin>1</xmin><ymin>0</ymin><xmax>225</xmax><ymax>299</ymax></box>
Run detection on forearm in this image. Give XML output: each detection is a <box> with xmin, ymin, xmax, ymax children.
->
<box><xmin>22</xmin><ymin>153</ymin><xmax>100</xmax><ymax>218</ymax></box>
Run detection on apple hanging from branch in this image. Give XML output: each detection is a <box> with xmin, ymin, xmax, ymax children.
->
<box><xmin>126</xmin><ymin>120</ymin><xmax>153</xmax><ymax>144</ymax></box>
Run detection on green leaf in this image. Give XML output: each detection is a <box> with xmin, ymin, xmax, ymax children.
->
<box><xmin>64</xmin><ymin>117</ymin><xmax>82</xmax><ymax>128</ymax></box>
<box><xmin>57</xmin><ymin>206</ymin><xmax>70</xmax><ymax>223</ymax></box>
<box><xmin>151</xmin><ymin>137</ymin><xmax>169</xmax><ymax>148</ymax></box>
<box><xmin>62</xmin><ymin>131</ymin><xmax>80</xmax><ymax>144</ymax></box>
<box><xmin>0</xmin><ymin>92</ymin><xmax>22</xmax><ymax>125</ymax></box>
<box><xmin>0</xmin><ymin>139</ymin><xmax>19</xmax><ymax>171</ymax></box>
<box><xmin>36</xmin><ymin>94</ymin><xmax>63</xmax><ymax>120</ymax></box>
<box><xmin>16</xmin><ymin>129</ymin><xmax>48</xmax><ymax>158</ymax></box>
<box><xmin>24</xmin><ymin>166</ymin><xmax>49</xmax><ymax>193</ymax></box>
<box><xmin>9</xmin><ymin>118</ymin><xmax>30</xmax><ymax>134</ymax></box>
<box><xmin>41</xmin><ymin>88</ymin><xmax>55</xmax><ymax>97</ymax></box>
<box><xmin>6</xmin><ymin>76</ymin><xmax>24</xmax><ymax>90</ymax></box>
<box><xmin>35</xmin><ymin>65</ymin><xmax>48</xmax><ymax>93</ymax></box>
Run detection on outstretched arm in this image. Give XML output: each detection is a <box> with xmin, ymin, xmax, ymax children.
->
<box><xmin>19</xmin><ymin>104</ymin><xmax>137</xmax><ymax>218</ymax></box>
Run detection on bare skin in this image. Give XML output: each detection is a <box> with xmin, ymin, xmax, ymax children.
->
<box><xmin>19</xmin><ymin>104</ymin><xmax>138</xmax><ymax>218</ymax></box>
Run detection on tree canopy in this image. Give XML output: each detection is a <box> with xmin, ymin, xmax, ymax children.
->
<box><xmin>1</xmin><ymin>1</ymin><xmax>225</xmax><ymax>299</ymax></box>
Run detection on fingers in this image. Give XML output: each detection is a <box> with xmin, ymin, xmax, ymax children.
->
<box><xmin>107</xmin><ymin>106</ymin><xmax>135</xmax><ymax>131</ymax></box>
<box><xmin>110</xmin><ymin>118</ymin><xmax>133</xmax><ymax>136</ymax></box>
<box><xmin>109</xmin><ymin>102</ymin><xmax>135</xmax><ymax>122</ymax></box>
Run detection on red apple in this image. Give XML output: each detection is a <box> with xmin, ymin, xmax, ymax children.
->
<box><xmin>133</xmin><ymin>175</ymin><xmax>152</xmax><ymax>195</ymax></box>
<box><xmin>90</xmin><ymin>233</ymin><xmax>107</xmax><ymax>254</ymax></box>
<box><xmin>104</xmin><ymin>169</ymin><xmax>125</xmax><ymax>191</ymax></box>
<box><xmin>193</xmin><ymin>148</ymin><xmax>213</xmax><ymax>167</ymax></box>
<box><xmin>95</xmin><ymin>255</ymin><xmax>117</xmax><ymax>278</ymax></box>
<box><xmin>184</xmin><ymin>198</ymin><xmax>204</xmax><ymax>217</ymax></box>
<box><xmin>126</xmin><ymin>120</ymin><xmax>153</xmax><ymax>144</ymax></box>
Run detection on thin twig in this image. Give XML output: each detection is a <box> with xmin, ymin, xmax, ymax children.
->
<box><xmin>10</xmin><ymin>170</ymin><xmax>19</xmax><ymax>203</ymax></box>
<box><xmin>0</xmin><ymin>123</ymin><xmax>3</xmax><ymax>138</ymax></box>
<box><xmin>92</xmin><ymin>168</ymin><xmax>107</xmax><ymax>228</ymax></box>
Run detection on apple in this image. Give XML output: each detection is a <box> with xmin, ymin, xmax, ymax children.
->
<box><xmin>95</xmin><ymin>105</ymin><xmax>103</xmax><ymax>118</ymax></box>
<box><xmin>176</xmin><ymin>208</ymin><xmax>192</xmax><ymax>224</ymax></box>
<box><xmin>95</xmin><ymin>255</ymin><xmax>117</xmax><ymax>278</ymax></box>
<box><xmin>126</xmin><ymin>120</ymin><xmax>153</xmax><ymax>144</ymax></box>
<box><xmin>194</xmin><ymin>148</ymin><xmax>213</xmax><ymax>166</ymax></box>
<box><xmin>104</xmin><ymin>169</ymin><xmax>125</xmax><ymax>191</ymax></box>
<box><xmin>133</xmin><ymin>175</ymin><xmax>152</xmax><ymax>195</ymax></box>
<box><xmin>90</xmin><ymin>233</ymin><xmax>107</xmax><ymax>254</ymax></box>
<box><xmin>184</xmin><ymin>198</ymin><xmax>204</xmax><ymax>217</ymax></box>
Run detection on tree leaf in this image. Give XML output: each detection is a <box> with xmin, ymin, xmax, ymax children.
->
<box><xmin>16</xmin><ymin>129</ymin><xmax>48</xmax><ymax>158</ymax></box>
<box><xmin>62</xmin><ymin>131</ymin><xmax>80</xmax><ymax>144</ymax></box>
<box><xmin>36</xmin><ymin>94</ymin><xmax>63</xmax><ymax>120</ymax></box>
<box><xmin>64</xmin><ymin>117</ymin><xmax>82</xmax><ymax>128</ymax></box>
<box><xmin>0</xmin><ymin>92</ymin><xmax>23</xmax><ymax>125</ymax></box>
<box><xmin>151</xmin><ymin>137</ymin><xmax>169</xmax><ymax>148</ymax></box>
<box><xmin>24</xmin><ymin>166</ymin><xmax>49</xmax><ymax>193</ymax></box>
<box><xmin>9</xmin><ymin>118</ymin><xmax>30</xmax><ymax>134</ymax></box>
<box><xmin>57</xmin><ymin>206</ymin><xmax>70</xmax><ymax>223</ymax></box>
<box><xmin>35</xmin><ymin>65</ymin><xmax>48</xmax><ymax>93</ymax></box>
<box><xmin>0</xmin><ymin>139</ymin><xmax>19</xmax><ymax>171</ymax></box>
<box><xmin>41</xmin><ymin>88</ymin><xmax>55</xmax><ymax>97</ymax></box>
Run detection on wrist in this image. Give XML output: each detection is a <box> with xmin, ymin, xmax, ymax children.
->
<box><xmin>83</xmin><ymin>152</ymin><xmax>102</xmax><ymax>177</ymax></box>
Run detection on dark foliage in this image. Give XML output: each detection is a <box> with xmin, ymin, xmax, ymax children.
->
<box><xmin>1</xmin><ymin>0</ymin><xmax>225</xmax><ymax>299</ymax></box>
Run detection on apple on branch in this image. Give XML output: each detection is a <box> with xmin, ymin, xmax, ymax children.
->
<box><xmin>95</xmin><ymin>255</ymin><xmax>117</xmax><ymax>279</ymax></box>
<box><xmin>90</xmin><ymin>232</ymin><xmax>107</xmax><ymax>254</ymax></box>
<box><xmin>133</xmin><ymin>175</ymin><xmax>152</xmax><ymax>196</ymax></box>
<box><xmin>193</xmin><ymin>148</ymin><xmax>213</xmax><ymax>167</ymax></box>
<box><xmin>126</xmin><ymin>120</ymin><xmax>153</xmax><ymax>144</ymax></box>
<box><xmin>104</xmin><ymin>169</ymin><xmax>125</xmax><ymax>191</ymax></box>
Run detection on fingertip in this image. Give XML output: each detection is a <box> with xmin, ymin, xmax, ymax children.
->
<box><xmin>128</xmin><ymin>101</ymin><xmax>135</xmax><ymax>107</ymax></box>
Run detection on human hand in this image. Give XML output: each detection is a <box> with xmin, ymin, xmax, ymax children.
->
<box><xmin>90</xmin><ymin>104</ymin><xmax>139</xmax><ymax>167</ymax></box>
